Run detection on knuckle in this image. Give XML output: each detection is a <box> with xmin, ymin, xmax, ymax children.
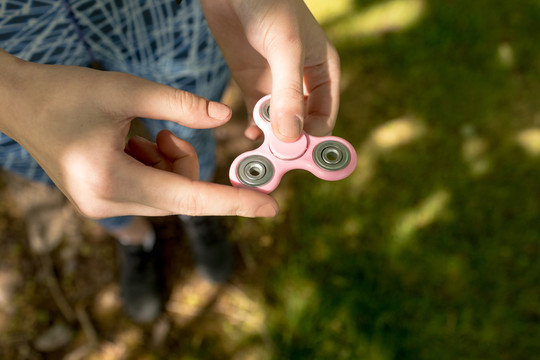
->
<box><xmin>88</xmin><ymin>171</ymin><xmax>117</xmax><ymax>200</ymax></box>
<box><xmin>174</xmin><ymin>188</ymin><xmax>204</xmax><ymax>216</ymax></box>
<box><xmin>279</xmin><ymin>32</ymin><xmax>302</xmax><ymax>51</ymax></box>
<box><xmin>328</xmin><ymin>45</ymin><xmax>341</xmax><ymax>72</ymax></box>
<box><xmin>75</xmin><ymin>164</ymin><xmax>119</xmax><ymax>206</ymax></box>
<box><xmin>74</xmin><ymin>198</ymin><xmax>110</xmax><ymax>219</ymax></box>
<box><xmin>280</xmin><ymin>83</ymin><xmax>304</xmax><ymax>98</ymax></box>
<box><xmin>169</xmin><ymin>89</ymin><xmax>200</xmax><ymax>116</ymax></box>
<box><xmin>288</xmin><ymin>87</ymin><xmax>305</xmax><ymax>103</ymax></box>
<box><xmin>74</xmin><ymin>172</ymin><xmax>121</xmax><ymax>218</ymax></box>
<box><xmin>287</xmin><ymin>35</ymin><xmax>303</xmax><ymax>51</ymax></box>
<box><xmin>268</xmin><ymin>30</ymin><xmax>302</xmax><ymax>54</ymax></box>
<box><xmin>234</xmin><ymin>189</ymin><xmax>251</xmax><ymax>217</ymax></box>
<box><xmin>63</xmin><ymin>155</ymin><xmax>120</xmax><ymax>219</ymax></box>
<box><xmin>273</xmin><ymin>87</ymin><xmax>304</xmax><ymax>115</ymax></box>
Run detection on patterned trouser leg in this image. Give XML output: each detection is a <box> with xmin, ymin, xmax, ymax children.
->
<box><xmin>0</xmin><ymin>0</ymin><xmax>230</xmax><ymax>229</ymax></box>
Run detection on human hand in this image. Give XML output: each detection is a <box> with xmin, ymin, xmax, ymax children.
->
<box><xmin>201</xmin><ymin>0</ymin><xmax>340</xmax><ymax>142</ymax></box>
<box><xmin>0</xmin><ymin>53</ymin><xmax>278</xmax><ymax>218</ymax></box>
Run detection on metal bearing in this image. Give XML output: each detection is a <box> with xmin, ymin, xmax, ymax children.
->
<box><xmin>313</xmin><ymin>140</ymin><xmax>351</xmax><ymax>171</ymax></box>
<box><xmin>259</xmin><ymin>100</ymin><xmax>271</xmax><ymax>122</ymax></box>
<box><xmin>236</xmin><ymin>155</ymin><xmax>274</xmax><ymax>187</ymax></box>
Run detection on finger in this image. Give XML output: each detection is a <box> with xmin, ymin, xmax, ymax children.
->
<box><xmin>125</xmin><ymin>133</ymin><xmax>200</xmax><ymax>181</ymax></box>
<box><xmin>304</xmin><ymin>44</ymin><xmax>341</xmax><ymax>137</ymax></box>
<box><xmin>241</xmin><ymin>101</ymin><xmax>264</xmax><ymax>141</ymax></box>
<box><xmin>80</xmin><ymin>197</ymin><xmax>177</xmax><ymax>218</ymax></box>
<box><xmin>244</xmin><ymin>124</ymin><xmax>263</xmax><ymax>141</ymax></box>
<box><xmin>156</xmin><ymin>130</ymin><xmax>200</xmax><ymax>181</ymax></box>
<box><xmin>109</xmin><ymin>73</ymin><xmax>232</xmax><ymax>128</ymax></box>
<box><xmin>265</xmin><ymin>24</ymin><xmax>305</xmax><ymax>142</ymax></box>
<box><xmin>244</xmin><ymin>114</ymin><xmax>263</xmax><ymax>141</ymax></box>
<box><xmin>119</xmin><ymin>160</ymin><xmax>279</xmax><ymax>218</ymax></box>
<box><xmin>125</xmin><ymin>136</ymin><xmax>172</xmax><ymax>171</ymax></box>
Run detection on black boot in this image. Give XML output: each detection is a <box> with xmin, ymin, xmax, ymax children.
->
<box><xmin>180</xmin><ymin>216</ymin><xmax>233</xmax><ymax>284</ymax></box>
<box><xmin>117</xmin><ymin>240</ymin><xmax>163</xmax><ymax>323</ymax></box>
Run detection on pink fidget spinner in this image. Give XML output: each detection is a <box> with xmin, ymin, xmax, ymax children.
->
<box><xmin>229</xmin><ymin>95</ymin><xmax>358</xmax><ymax>194</ymax></box>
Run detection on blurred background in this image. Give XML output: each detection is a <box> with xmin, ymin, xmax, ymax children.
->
<box><xmin>1</xmin><ymin>0</ymin><xmax>540</xmax><ymax>358</ymax></box>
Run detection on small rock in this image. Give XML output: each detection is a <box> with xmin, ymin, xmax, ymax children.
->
<box><xmin>152</xmin><ymin>317</ymin><xmax>171</xmax><ymax>349</ymax></box>
<box><xmin>0</xmin><ymin>270</ymin><xmax>23</xmax><ymax>312</ymax></box>
<box><xmin>33</xmin><ymin>321</ymin><xmax>74</xmax><ymax>352</ymax></box>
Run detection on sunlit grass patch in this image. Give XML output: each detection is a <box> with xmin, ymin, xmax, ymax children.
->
<box><xmin>392</xmin><ymin>189</ymin><xmax>451</xmax><ymax>250</ymax></box>
<box><xmin>516</xmin><ymin>127</ymin><xmax>540</xmax><ymax>156</ymax></box>
<box><xmin>462</xmin><ymin>136</ymin><xmax>491</xmax><ymax>176</ymax></box>
<box><xmin>497</xmin><ymin>42</ymin><xmax>515</xmax><ymax>69</ymax></box>
<box><xmin>371</xmin><ymin>116</ymin><xmax>426</xmax><ymax>150</ymax></box>
<box><xmin>305</xmin><ymin>0</ymin><xmax>354</xmax><ymax>23</ymax></box>
<box><xmin>87</xmin><ymin>327</ymin><xmax>143</xmax><ymax>360</ymax></box>
<box><xmin>342</xmin><ymin>0</ymin><xmax>423</xmax><ymax>37</ymax></box>
<box><xmin>165</xmin><ymin>273</ymin><xmax>274</xmax><ymax>357</ymax></box>
<box><xmin>347</xmin><ymin>115</ymin><xmax>426</xmax><ymax>194</ymax></box>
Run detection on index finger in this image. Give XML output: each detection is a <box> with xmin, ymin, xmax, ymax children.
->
<box><xmin>104</xmin><ymin>72</ymin><xmax>232</xmax><ymax>128</ymax></box>
<box><xmin>304</xmin><ymin>43</ymin><xmax>341</xmax><ymax>137</ymax></box>
<box><xmin>120</xmin><ymin>160</ymin><xmax>279</xmax><ymax>218</ymax></box>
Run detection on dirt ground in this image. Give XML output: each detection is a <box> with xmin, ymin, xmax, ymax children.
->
<box><xmin>0</xmin><ymin>84</ymin><xmax>275</xmax><ymax>359</ymax></box>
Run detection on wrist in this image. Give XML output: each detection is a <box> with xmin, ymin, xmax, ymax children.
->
<box><xmin>0</xmin><ymin>49</ymin><xmax>34</xmax><ymax>138</ymax></box>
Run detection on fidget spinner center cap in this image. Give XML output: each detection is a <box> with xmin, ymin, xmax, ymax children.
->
<box><xmin>269</xmin><ymin>133</ymin><xmax>308</xmax><ymax>160</ymax></box>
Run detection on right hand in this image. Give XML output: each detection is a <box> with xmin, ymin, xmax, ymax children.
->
<box><xmin>0</xmin><ymin>53</ymin><xmax>278</xmax><ymax>219</ymax></box>
<box><xmin>202</xmin><ymin>0</ymin><xmax>341</xmax><ymax>143</ymax></box>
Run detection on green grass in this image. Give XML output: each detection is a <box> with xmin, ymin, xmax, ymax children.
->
<box><xmin>248</xmin><ymin>0</ymin><xmax>540</xmax><ymax>358</ymax></box>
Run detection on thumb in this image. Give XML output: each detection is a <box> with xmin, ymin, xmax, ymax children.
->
<box><xmin>109</xmin><ymin>73</ymin><xmax>232</xmax><ymax>128</ymax></box>
<box><xmin>265</xmin><ymin>31</ymin><xmax>305</xmax><ymax>142</ymax></box>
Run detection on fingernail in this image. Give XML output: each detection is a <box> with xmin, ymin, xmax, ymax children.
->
<box><xmin>255</xmin><ymin>203</ymin><xmax>279</xmax><ymax>218</ymax></box>
<box><xmin>208</xmin><ymin>101</ymin><xmax>231</xmax><ymax>121</ymax></box>
<box><xmin>278</xmin><ymin>114</ymin><xmax>303</xmax><ymax>140</ymax></box>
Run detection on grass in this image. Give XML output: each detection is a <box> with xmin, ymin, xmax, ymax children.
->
<box><xmin>245</xmin><ymin>0</ymin><xmax>540</xmax><ymax>358</ymax></box>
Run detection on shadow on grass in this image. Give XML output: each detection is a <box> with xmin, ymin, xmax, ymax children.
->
<box><xmin>254</xmin><ymin>0</ymin><xmax>540</xmax><ymax>359</ymax></box>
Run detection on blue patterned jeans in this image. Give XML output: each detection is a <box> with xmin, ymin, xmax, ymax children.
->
<box><xmin>0</xmin><ymin>0</ymin><xmax>230</xmax><ymax>229</ymax></box>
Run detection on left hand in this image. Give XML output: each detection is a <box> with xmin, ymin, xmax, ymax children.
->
<box><xmin>201</xmin><ymin>0</ymin><xmax>341</xmax><ymax>143</ymax></box>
